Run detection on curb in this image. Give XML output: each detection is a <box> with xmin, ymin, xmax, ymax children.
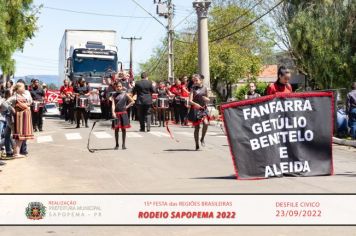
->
<box><xmin>333</xmin><ymin>137</ymin><xmax>356</xmax><ymax>148</ymax></box>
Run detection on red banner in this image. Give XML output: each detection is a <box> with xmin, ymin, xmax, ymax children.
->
<box><xmin>45</xmin><ymin>90</ymin><xmax>63</xmax><ymax>104</ymax></box>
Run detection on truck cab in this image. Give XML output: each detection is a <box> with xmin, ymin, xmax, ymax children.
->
<box><xmin>67</xmin><ymin>42</ymin><xmax>118</xmax><ymax>115</ymax></box>
<box><xmin>59</xmin><ymin>30</ymin><xmax>119</xmax><ymax>117</ymax></box>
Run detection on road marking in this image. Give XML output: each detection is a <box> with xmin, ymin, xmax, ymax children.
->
<box><xmin>93</xmin><ymin>132</ymin><xmax>112</xmax><ymax>139</ymax></box>
<box><xmin>176</xmin><ymin>131</ymin><xmax>193</xmax><ymax>137</ymax></box>
<box><xmin>127</xmin><ymin>132</ymin><xmax>143</xmax><ymax>138</ymax></box>
<box><xmin>149</xmin><ymin>131</ymin><xmax>170</xmax><ymax>138</ymax></box>
<box><xmin>65</xmin><ymin>133</ymin><xmax>82</xmax><ymax>140</ymax></box>
<box><xmin>207</xmin><ymin>132</ymin><xmax>218</xmax><ymax>136</ymax></box>
<box><xmin>37</xmin><ymin>135</ymin><xmax>53</xmax><ymax>143</ymax></box>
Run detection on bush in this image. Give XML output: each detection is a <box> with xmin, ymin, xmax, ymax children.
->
<box><xmin>233</xmin><ymin>82</ymin><xmax>269</xmax><ymax>100</ymax></box>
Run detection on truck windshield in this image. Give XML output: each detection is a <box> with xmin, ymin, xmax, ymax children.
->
<box><xmin>73</xmin><ymin>56</ymin><xmax>117</xmax><ymax>73</ymax></box>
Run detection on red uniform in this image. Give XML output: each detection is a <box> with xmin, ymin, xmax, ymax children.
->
<box><xmin>181</xmin><ymin>84</ymin><xmax>190</xmax><ymax>98</ymax></box>
<box><xmin>169</xmin><ymin>84</ymin><xmax>182</xmax><ymax>96</ymax></box>
<box><xmin>60</xmin><ymin>85</ymin><xmax>74</xmax><ymax>95</ymax></box>
<box><xmin>266</xmin><ymin>82</ymin><xmax>292</xmax><ymax>95</ymax></box>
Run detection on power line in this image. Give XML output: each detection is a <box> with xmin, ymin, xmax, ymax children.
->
<box><xmin>173</xmin><ymin>11</ymin><xmax>195</xmax><ymax>29</ymax></box>
<box><xmin>210</xmin><ymin>0</ymin><xmax>284</xmax><ymax>43</ymax></box>
<box><xmin>43</xmin><ymin>6</ymin><xmax>151</xmax><ymax>19</ymax></box>
<box><xmin>129</xmin><ymin>0</ymin><xmax>166</xmax><ymax>28</ymax></box>
<box><xmin>149</xmin><ymin>46</ymin><xmax>168</xmax><ymax>74</ymax></box>
<box><xmin>209</xmin><ymin>0</ymin><xmax>264</xmax><ymax>32</ymax></box>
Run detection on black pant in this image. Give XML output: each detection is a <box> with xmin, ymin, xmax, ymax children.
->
<box><xmin>62</xmin><ymin>101</ymin><xmax>73</xmax><ymax>121</ymax></box>
<box><xmin>180</xmin><ymin>104</ymin><xmax>188</xmax><ymax>124</ymax></box>
<box><xmin>137</xmin><ymin>104</ymin><xmax>151</xmax><ymax>131</ymax></box>
<box><xmin>173</xmin><ymin>102</ymin><xmax>181</xmax><ymax>123</ymax></box>
<box><xmin>158</xmin><ymin>109</ymin><xmax>167</xmax><ymax>126</ymax></box>
<box><xmin>31</xmin><ymin>107</ymin><xmax>43</xmax><ymax>130</ymax></box>
<box><xmin>76</xmin><ymin>108</ymin><xmax>88</xmax><ymax>126</ymax></box>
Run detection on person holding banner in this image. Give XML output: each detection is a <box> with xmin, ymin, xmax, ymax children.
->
<box><xmin>111</xmin><ymin>82</ymin><xmax>135</xmax><ymax>150</ymax></box>
<box><xmin>188</xmin><ymin>74</ymin><xmax>210</xmax><ymax>150</ymax></box>
<box><xmin>346</xmin><ymin>82</ymin><xmax>356</xmax><ymax>139</ymax></box>
<box><xmin>30</xmin><ymin>79</ymin><xmax>45</xmax><ymax>132</ymax></box>
<box><xmin>74</xmin><ymin>78</ymin><xmax>90</xmax><ymax>128</ymax></box>
<box><xmin>266</xmin><ymin>66</ymin><xmax>293</xmax><ymax>95</ymax></box>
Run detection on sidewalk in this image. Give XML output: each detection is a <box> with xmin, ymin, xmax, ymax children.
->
<box><xmin>333</xmin><ymin>137</ymin><xmax>356</xmax><ymax>148</ymax></box>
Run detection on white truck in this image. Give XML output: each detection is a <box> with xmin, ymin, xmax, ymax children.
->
<box><xmin>59</xmin><ymin>29</ymin><xmax>119</xmax><ymax>115</ymax></box>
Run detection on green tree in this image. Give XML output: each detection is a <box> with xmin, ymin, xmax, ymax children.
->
<box><xmin>141</xmin><ymin>1</ymin><xmax>274</xmax><ymax>102</ymax></box>
<box><xmin>0</xmin><ymin>0</ymin><xmax>40</xmax><ymax>77</ymax></box>
<box><xmin>208</xmin><ymin>3</ymin><xmax>273</xmax><ymax>100</ymax></box>
<box><xmin>264</xmin><ymin>0</ymin><xmax>355</xmax><ymax>89</ymax></box>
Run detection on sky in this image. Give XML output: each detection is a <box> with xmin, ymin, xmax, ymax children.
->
<box><xmin>13</xmin><ymin>0</ymin><xmax>196</xmax><ymax>76</ymax></box>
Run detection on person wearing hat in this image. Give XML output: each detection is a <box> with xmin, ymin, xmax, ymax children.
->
<box><xmin>73</xmin><ymin>77</ymin><xmax>90</xmax><ymax>128</ymax></box>
<box><xmin>30</xmin><ymin>79</ymin><xmax>45</xmax><ymax>132</ymax></box>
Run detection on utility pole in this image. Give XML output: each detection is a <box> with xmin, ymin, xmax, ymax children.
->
<box><xmin>121</xmin><ymin>36</ymin><xmax>142</xmax><ymax>80</ymax></box>
<box><xmin>154</xmin><ymin>0</ymin><xmax>174</xmax><ymax>84</ymax></box>
<box><xmin>193</xmin><ymin>0</ymin><xmax>211</xmax><ymax>90</ymax></box>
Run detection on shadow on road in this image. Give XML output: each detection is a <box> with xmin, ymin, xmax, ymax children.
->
<box><xmin>88</xmin><ymin>148</ymin><xmax>117</xmax><ymax>152</ymax></box>
<box><xmin>164</xmin><ymin>149</ymin><xmax>196</xmax><ymax>152</ymax></box>
<box><xmin>335</xmin><ymin>172</ymin><xmax>356</xmax><ymax>177</ymax></box>
<box><xmin>191</xmin><ymin>174</ymin><xmax>237</xmax><ymax>180</ymax></box>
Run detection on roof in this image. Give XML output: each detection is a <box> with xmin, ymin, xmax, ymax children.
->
<box><xmin>257</xmin><ymin>65</ymin><xmax>277</xmax><ymax>83</ymax></box>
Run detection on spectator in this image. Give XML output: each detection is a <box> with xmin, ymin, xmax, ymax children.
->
<box><xmin>346</xmin><ymin>82</ymin><xmax>356</xmax><ymax>139</ymax></box>
<box><xmin>245</xmin><ymin>82</ymin><xmax>261</xmax><ymax>99</ymax></box>
<box><xmin>6</xmin><ymin>83</ymin><xmax>34</xmax><ymax>158</ymax></box>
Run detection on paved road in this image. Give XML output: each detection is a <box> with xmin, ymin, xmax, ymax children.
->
<box><xmin>0</xmin><ymin>116</ymin><xmax>355</xmax><ymax>193</ymax></box>
<box><xmin>0</xmin><ymin>116</ymin><xmax>355</xmax><ymax>235</ymax></box>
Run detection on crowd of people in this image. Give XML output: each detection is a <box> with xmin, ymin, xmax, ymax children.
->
<box><xmin>59</xmin><ymin>71</ymin><xmax>211</xmax><ymax>150</ymax></box>
<box><xmin>0</xmin><ymin>65</ymin><xmax>354</xmax><ymax>169</ymax></box>
<box><xmin>0</xmin><ymin>79</ymin><xmax>47</xmax><ymax>168</ymax></box>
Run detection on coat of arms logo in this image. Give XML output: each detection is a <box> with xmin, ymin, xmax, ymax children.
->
<box><xmin>25</xmin><ymin>202</ymin><xmax>46</xmax><ymax>220</ymax></box>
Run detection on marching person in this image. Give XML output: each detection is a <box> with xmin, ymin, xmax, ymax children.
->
<box><xmin>60</xmin><ymin>79</ymin><xmax>74</xmax><ymax>123</ymax></box>
<box><xmin>73</xmin><ymin>77</ymin><xmax>90</xmax><ymax>128</ymax></box>
<box><xmin>188</xmin><ymin>74</ymin><xmax>210</xmax><ymax>151</ymax></box>
<box><xmin>245</xmin><ymin>82</ymin><xmax>261</xmax><ymax>99</ymax></box>
<box><xmin>346</xmin><ymin>82</ymin><xmax>356</xmax><ymax>139</ymax></box>
<box><xmin>165</xmin><ymin>81</ymin><xmax>174</xmax><ymax>122</ymax></box>
<box><xmin>111</xmin><ymin>81</ymin><xmax>135</xmax><ymax>150</ymax></box>
<box><xmin>170</xmin><ymin>78</ymin><xmax>182</xmax><ymax>124</ymax></box>
<box><xmin>156</xmin><ymin>81</ymin><xmax>170</xmax><ymax>127</ymax></box>
<box><xmin>103</xmin><ymin>76</ymin><xmax>116</xmax><ymax>120</ymax></box>
<box><xmin>180</xmin><ymin>77</ymin><xmax>190</xmax><ymax>126</ymax></box>
<box><xmin>6</xmin><ymin>82</ymin><xmax>34</xmax><ymax>158</ymax></box>
<box><xmin>151</xmin><ymin>81</ymin><xmax>159</xmax><ymax>126</ymax></box>
<box><xmin>132</xmin><ymin>72</ymin><xmax>155</xmax><ymax>132</ymax></box>
<box><xmin>30</xmin><ymin>79</ymin><xmax>45</xmax><ymax>132</ymax></box>
<box><xmin>266</xmin><ymin>65</ymin><xmax>293</xmax><ymax>95</ymax></box>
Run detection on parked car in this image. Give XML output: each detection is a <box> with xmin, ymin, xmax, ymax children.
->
<box><xmin>44</xmin><ymin>103</ymin><xmax>60</xmax><ymax>116</ymax></box>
